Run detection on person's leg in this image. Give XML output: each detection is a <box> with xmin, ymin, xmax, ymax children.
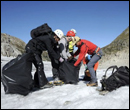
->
<box><xmin>87</xmin><ymin>50</ymin><xmax>102</xmax><ymax>86</ymax></box>
<box><xmin>87</xmin><ymin>55</ymin><xmax>99</xmax><ymax>83</ymax></box>
<box><xmin>25</xmin><ymin>40</ymin><xmax>53</xmax><ymax>88</ymax></box>
<box><xmin>48</xmin><ymin>52</ymin><xmax>60</xmax><ymax>79</ymax></box>
<box><xmin>33</xmin><ymin>54</ymin><xmax>48</xmax><ymax>87</ymax></box>
<box><xmin>32</xmin><ymin>57</ymin><xmax>39</xmax><ymax>87</ymax></box>
<box><xmin>87</xmin><ymin>50</ymin><xmax>102</xmax><ymax>82</ymax></box>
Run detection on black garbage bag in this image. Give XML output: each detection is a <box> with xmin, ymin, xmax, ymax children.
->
<box><xmin>59</xmin><ymin>59</ymin><xmax>81</xmax><ymax>84</ymax></box>
<box><xmin>1</xmin><ymin>53</ymin><xmax>34</xmax><ymax>96</ymax></box>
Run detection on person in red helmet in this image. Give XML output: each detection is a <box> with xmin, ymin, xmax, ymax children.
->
<box><xmin>66</xmin><ymin>30</ymin><xmax>75</xmax><ymax>37</ymax></box>
<box><xmin>70</xmin><ymin>29</ymin><xmax>77</xmax><ymax>35</ymax></box>
<box><xmin>69</xmin><ymin>36</ymin><xmax>103</xmax><ymax>87</ymax></box>
<box><xmin>66</xmin><ymin>30</ymin><xmax>76</xmax><ymax>55</ymax></box>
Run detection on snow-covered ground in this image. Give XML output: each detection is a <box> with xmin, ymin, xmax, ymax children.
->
<box><xmin>1</xmin><ymin>56</ymin><xmax>129</xmax><ymax>109</ymax></box>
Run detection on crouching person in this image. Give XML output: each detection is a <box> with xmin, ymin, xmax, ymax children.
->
<box><xmin>69</xmin><ymin>36</ymin><xmax>103</xmax><ymax>87</ymax></box>
<box><xmin>53</xmin><ymin>34</ymin><xmax>77</xmax><ymax>85</ymax></box>
<box><xmin>25</xmin><ymin>26</ymin><xmax>64</xmax><ymax>89</ymax></box>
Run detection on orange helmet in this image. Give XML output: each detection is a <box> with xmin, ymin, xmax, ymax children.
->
<box><xmin>66</xmin><ymin>31</ymin><xmax>75</xmax><ymax>37</ymax></box>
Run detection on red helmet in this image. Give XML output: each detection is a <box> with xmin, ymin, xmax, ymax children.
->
<box><xmin>66</xmin><ymin>31</ymin><xmax>75</xmax><ymax>37</ymax></box>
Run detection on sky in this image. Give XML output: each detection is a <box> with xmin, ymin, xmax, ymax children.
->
<box><xmin>1</xmin><ymin>56</ymin><xmax>129</xmax><ymax>109</ymax></box>
<box><xmin>1</xmin><ymin>1</ymin><xmax>129</xmax><ymax>48</ymax></box>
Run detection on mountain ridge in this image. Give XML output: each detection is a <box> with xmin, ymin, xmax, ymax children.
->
<box><xmin>99</xmin><ymin>26</ymin><xmax>129</xmax><ymax>68</ymax></box>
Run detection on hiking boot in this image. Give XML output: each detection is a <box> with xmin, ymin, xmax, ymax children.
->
<box><xmin>53</xmin><ymin>80</ymin><xmax>64</xmax><ymax>86</ymax></box>
<box><xmin>86</xmin><ymin>81</ymin><xmax>98</xmax><ymax>87</ymax></box>
<box><xmin>99</xmin><ymin>90</ymin><xmax>109</xmax><ymax>95</ymax></box>
<box><xmin>54</xmin><ymin>77</ymin><xmax>60</xmax><ymax>82</ymax></box>
<box><xmin>40</xmin><ymin>82</ymin><xmax>53</xmax><ymax>89</ymax></box>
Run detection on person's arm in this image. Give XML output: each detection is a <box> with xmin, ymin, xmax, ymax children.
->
<box><xmin>73</xmin><ymin>48</ymin><xmax>80</xmax><ymax>57</ymax></box>
<box><xmin>66</xmin><ymin>49</ymin><xmax>72</xmax><ymax>58</ymax></box>
<box><xmin>74</xmin><ymin>45</ymin><xmax>88</xmax><ymax>66</ymax></box>
<box><xmin>45</xmin><ymin>38</ymin><xmax>61</xmax><ymax>60</ymax></box>
<box><xmin>66</xmin><ymin>41</ymin><xmax>72</xmax><ymax>58</ymax></box>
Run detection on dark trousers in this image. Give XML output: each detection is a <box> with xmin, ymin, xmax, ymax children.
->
<box><xmin>25</xmin><ymin>40</ymin><xmax>48</xmax><ymax>87</ymax></box>
<box><xmin>32</xmin><ymin>54</ymin><xmax>48</xmax><ymax>87</ymax></box>
<box><xmin>48</xmin><ymin>52</ymin><xmax>60</xmax><ymax>79</ymax></box>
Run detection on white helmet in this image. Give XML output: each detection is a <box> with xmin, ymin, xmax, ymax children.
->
<box><xmin>70</xmin><ymin>29</ymin><xmax>77</xmax><ymax>35</ymax></box>
<box><xmin>54</xmin><ymin>29</ymin><xmax>64</xmax><ymax>39</ymax></box>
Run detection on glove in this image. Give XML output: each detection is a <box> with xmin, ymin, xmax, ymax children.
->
<box><xmin>74</xmin><ymin>63</ymin><xmax>81</xmax><ymax>70</ymax></box>
<box><xmin>67</xmin><ymin>56</ymin><xmax>74</xmax><ymax>61</ymax></box>
<box><xmin>85</xmin><ymin>65</ymin><xmax>87</xmax><ymax>69</ymax></box>
<box><xmin>86</xmin><ymin>55</ymin><xmax>92</xmax><ymax>61</ymax></box>
<box><xmin>59</xmin><ymin>57</ymin><xmax>64</xmax><ymax>63</ymax></box>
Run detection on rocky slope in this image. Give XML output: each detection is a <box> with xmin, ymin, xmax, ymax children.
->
<box><xmin>1</xmin><ymin>33</ymin><xmax>50</xmax><ymax>61</ymax></box>
<box><xmin>98</xmin><ymin>26</ymin><xmax>129</xmax><ymax>68</ymax></box>
<box><xmin>1</xmin><ymin>33</ymin><xmax>26</xmax><ymax>57</ymax></box>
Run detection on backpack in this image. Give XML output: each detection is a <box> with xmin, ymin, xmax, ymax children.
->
<box><xmin>30</xmin><ymin>23</ymin><xmax>52</xmax><ymax>39</ymax></box>
<box><xmin>1</xmin><ymin>53</ymin><xmax>34</xmax><ymax>96</ymax></box>
<box><xmin>100</xmin><ymin>65</ymin><xmax>129</xmax><ymax>92</ymax></box>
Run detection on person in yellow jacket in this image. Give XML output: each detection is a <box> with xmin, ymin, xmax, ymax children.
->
<box><xmin>66</xmin><ymin>30</ymin><xmax>76</xmax><ymax>55</ymax></box>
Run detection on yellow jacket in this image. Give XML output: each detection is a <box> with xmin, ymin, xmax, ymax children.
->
<box><xmin>69</xmin><ymin>41</ymin><xmax>74</xmax><ymax>52</ymax></box>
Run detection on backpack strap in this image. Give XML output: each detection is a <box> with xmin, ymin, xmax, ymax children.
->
<box><xmin>80</xmin><ymin>42</ymin><xmax>84</xmax><ymax>46</ymax></box>
<box><xmin>80</xmin><ymin>42</ymin><xmax>88</xmax><ymax>48</ymax></box>
<box><xmin>105</xmin><ymin>65</ymin><xmax>118</xmax><ymax>77</ymax></box>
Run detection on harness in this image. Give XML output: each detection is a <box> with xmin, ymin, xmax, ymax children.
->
<box><xmin>80</xmin><ymin>42</ymin><xmax>88</xmax><ymax>48</ymax></box>
<box><xmin>94</xmin><ymin>47</ymin><xmax>100</xmax><ymax>53</ymax></box>
<box><xmin>81</xmin><ymin>42</ymin><xmax>100</xmax><ymax>55</ymax></box>
<box><xmin>93</xmin><ymin>47</ymin><xmax>101</xmax><ymax>56</ymax></box>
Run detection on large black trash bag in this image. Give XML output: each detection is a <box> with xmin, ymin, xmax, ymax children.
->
<box><xmin>1</xmin><ymin>53</ymin><xmax>34</xmax><ymax>96</ymax></box>
<box><xmin>59</xmin><ymin>59</ymin><xmax>81</xmax><ymax>84</ymax></box>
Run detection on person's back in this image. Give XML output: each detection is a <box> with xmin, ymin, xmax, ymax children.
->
<box><xmin>58</xmin><ymin>37</ymin><xmax>73</xmax><ymax>60</ymax></box>
<box><xmin>26</xmin><ymin>32</ymin><xmax>61</xmax><ymax>61</ymax></box>
<box><xmin>79</xmin><ymin>39</ymin><xmax>97</xmax><ymax>55</ymax></box>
